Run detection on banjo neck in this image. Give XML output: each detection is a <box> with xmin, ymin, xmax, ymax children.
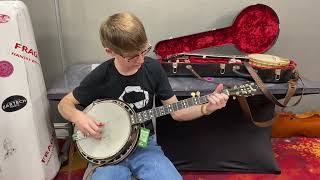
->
<box><xmin>164</xmin><ymin>53</ymin><xmax>290</xmax><ymax>68</ymax></box>
<box><xmin>164</xmin><ymin>53</ymin><xmax>249</xmax><ymax>61</ymax></box>
<box><xmin>133</xmin><ymin>82</ymin><xmax>257</xmax><ymax>125</ymax></box>
<box><xmin>134</xmin><ymin>94</ymin><xmax>212</xmax><ymax>124</ymax></box>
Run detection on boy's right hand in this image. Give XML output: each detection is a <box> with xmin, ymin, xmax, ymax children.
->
<box><xmin>73</xmin><ymin>111</ymin><xmax>105</xmax><ymax>139</ymax></box>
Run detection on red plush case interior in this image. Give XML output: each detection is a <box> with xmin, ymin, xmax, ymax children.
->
<box><xmin>154</xmin><ymin>4</ymin><xmax>295</xmax><ymax>69</ymax></box>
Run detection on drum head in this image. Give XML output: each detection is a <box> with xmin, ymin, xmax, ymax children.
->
<box><xmin>77</xmin><ymin>101</ymin><xmax>132</xmax><ymax>159</ymax></box>
<box><xmin>248</xmin><ymin>53</ymin><xmax>290</xmax><ymax>67</ymax></box>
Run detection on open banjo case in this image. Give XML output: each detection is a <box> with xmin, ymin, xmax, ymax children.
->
<box><xmin>155</xmin><ymin>4</ymin><xmax>301</xmax><ymax>127</ymax></box>
<box><xmin>154</xmin><ymin>4</ymin><xmax>298</xmax><ymax>83</ymax></box>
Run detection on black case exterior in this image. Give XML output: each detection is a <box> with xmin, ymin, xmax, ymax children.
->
<box><xmin>161</xmin><ymin>61</ymin><xmax>297</xmax><ymax>83</ymax></box>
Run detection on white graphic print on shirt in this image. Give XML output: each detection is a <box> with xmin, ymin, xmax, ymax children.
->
<box><xmin>119</xmin><ymin>86</ymin><xmax>149</xmax><ymax>109</ymax></box>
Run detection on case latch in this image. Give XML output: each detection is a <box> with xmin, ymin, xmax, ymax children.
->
<box><xmin>220</xmin><ymin>64</ymin><xmax>226</xmax><ymax>74</ymax></box>
<box><xmin>275</xmin><ymin>69</ymin><xmax>281</xmax><ymax>81</ymax></box>
<box><xmin>172</xmin><ymin>59</ymin><xmax>179</xmax><ymax>74</ymax></box>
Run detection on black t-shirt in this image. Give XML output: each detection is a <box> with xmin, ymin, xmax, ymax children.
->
<box><xmin>73</xmin><ymin>57</ymin><xmax>174</xmax><ymax>131</ymax></box>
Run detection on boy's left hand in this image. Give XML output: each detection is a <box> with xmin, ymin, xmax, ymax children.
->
<box><xmin>205</xmin><ymin>84</ymin><xmax>229</xmax><ymax>114</ymax></box>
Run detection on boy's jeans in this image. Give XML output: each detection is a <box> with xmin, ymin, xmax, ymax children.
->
<box><xmin>92</xmin><ymin>135</ymin><xmax>182</xmax><ymax>180</ymax></box>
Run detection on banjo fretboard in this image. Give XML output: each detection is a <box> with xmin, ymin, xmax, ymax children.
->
<box><xmin>132</xmin><ymin>82</ymin><xmax>257</xmax><ymax>124</ymax></box>
<box><xmin>134</xmin><ymin>94</ymin><xmax>211</xmax><ymax>124</ymax></box>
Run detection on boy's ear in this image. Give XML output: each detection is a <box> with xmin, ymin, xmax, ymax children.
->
<box><xmin>105</xmin><ymin>48</ymin><xmax>113</xmax><ymax>54</ymax></box>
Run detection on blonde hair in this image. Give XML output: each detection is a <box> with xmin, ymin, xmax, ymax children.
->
<box><xmin>99</xmin><ymin>12</ymin><xmax>148</xmax><ymax>56</ymax></box>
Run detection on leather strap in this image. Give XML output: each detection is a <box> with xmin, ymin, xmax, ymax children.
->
<box><xmin>281</xmin><ymin>78</ymin><xmax>303</xmax><ymax>111</ymax></box>
<box><xmin>243</xmin><ymin>61</ymin><xmax>301</xmax><ymax>108</ymax></box>
<box><xmin>237</xmin><ymin>96</ymin><xmax>275</xmax><ymax>127</ymax></box>
<box><xmin>185</xmin><ymin>65</ymin><xmax>233</xmax><ymax>88</ymax></box>
<box><xmin>240</xmin><ymin>61</ymin><xmax>304</xmax><ymax>127</ymax></box>
<box><xmin>187</xmin><ymin>61</ymin><xmax>303</xmax><ymax>106</ymax></box>
<box><xmin>186</xmin><ymin>64</ymin><xmax>272</xmax><ymax>127</ymax></box>
<box><xmin>186</xmin><ymin>61</ymin><xmax>303</xmax><ymax>127</ymax></box>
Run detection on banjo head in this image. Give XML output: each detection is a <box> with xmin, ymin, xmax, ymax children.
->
<box><xmin>248</xmin><ymin>53</ymin><xmax>290</xmax><ymax>68</ymax></box>
<box><xmin>76</xmin><ymin>100</ymin><xmax>136</xmax><ymax>163</ymax></box>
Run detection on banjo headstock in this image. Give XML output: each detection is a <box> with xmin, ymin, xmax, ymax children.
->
<box><xmin>225</xmin><ymin>82</ymin><xmax>258</xmax><ymax>97</ymax></box>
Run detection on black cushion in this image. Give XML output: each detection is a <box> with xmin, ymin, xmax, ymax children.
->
<box><xmin>156</xmin><ymin>95</ymin><xmax>280</xmax><ymax>174</ymax></box>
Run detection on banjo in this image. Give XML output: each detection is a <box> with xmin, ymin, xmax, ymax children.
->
<box><xmin>164</xmin><ymin>53</ymin><xmax>291</xmax><ymax>68</ymax></box>
<box><xmin>72</xmin><ymin>82</ymin><xmax>257</xmax><ymax>165</ymax></box>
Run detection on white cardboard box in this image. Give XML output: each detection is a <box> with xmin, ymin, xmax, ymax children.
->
<box><xmin>0</xmin><ymin>1</ymin><xmax>60</xmax><ymax>180</ymax></box>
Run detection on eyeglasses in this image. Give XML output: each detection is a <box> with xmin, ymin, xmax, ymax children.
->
<box><xmin>122</xmin><ymin>44</ymin><xmax>152</xmax><ymax>61</ymax></box>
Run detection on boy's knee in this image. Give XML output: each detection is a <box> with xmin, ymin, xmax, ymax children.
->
<box><xmin>92</xmin><ymin>166</ymin><xmax>131</xmax><ymax>180</ymax></box>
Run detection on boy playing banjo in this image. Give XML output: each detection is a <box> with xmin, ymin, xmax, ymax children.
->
<box><xmin>58</xmin><ymin>12</ymin><xmax>229</xmax><ymax>180</ymax></box>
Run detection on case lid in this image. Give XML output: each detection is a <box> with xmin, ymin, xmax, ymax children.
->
<box><xmin>154</xmin><ymin>4</ymin><xmax>280</xmax><ymax>58</ymax></box>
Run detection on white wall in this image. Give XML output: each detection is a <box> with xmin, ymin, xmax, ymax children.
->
<box><xmin>23</xmin><ymin>0</ymin><xmax>320</xmax><ymax>112</ymax></box>
<box><xmin>21</xmin><ymin>0</ymin><xmax>64</xmax><ymax>89</ymax></box>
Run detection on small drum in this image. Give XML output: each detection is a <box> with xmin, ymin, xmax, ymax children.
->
<box><xmin>248</xmin><ymin>54</ymin><xmax>290</xmax><ymax>68</ymax></box>
<box><xmin>74</xmin><ymin>100</ymin><xmax>140</xmax><ymax>165</ymax></box>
